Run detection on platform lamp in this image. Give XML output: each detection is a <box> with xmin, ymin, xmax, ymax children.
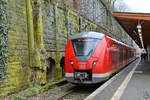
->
<box><xmin>137</xmin><ymin>24</ymin><xmax>142</xmax><ymax>33</ymax></box>
<box><xmin>137</xmin><ymin>24</ymin><xmax>145</xmax><ymax>52</ymax></box>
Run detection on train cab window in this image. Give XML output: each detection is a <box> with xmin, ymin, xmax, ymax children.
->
<box><xmin>71</xmin><ymin>38</ymin><xmax>100</xmax><ymax>56</ymax></box>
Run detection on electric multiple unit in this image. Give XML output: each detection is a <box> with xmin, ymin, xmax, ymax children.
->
<box><xmin>65</xmin><ymin>32</ymin><xmax>136</xmax><ymax>84</ymax></box>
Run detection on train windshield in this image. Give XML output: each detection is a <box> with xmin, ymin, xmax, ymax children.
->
<box><xmin>72</xmin><ymin>38</ymin><xmax>100</xmax><ymax>56</ymax></box>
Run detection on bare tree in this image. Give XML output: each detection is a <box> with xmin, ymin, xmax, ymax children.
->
<box><xmin>104</xmin><ymin>0</ymin><xmax>117</xmax><ymax>10</ymax></box>
<box><xmin>115</xmin><ymin>0</ymin><xmax>131</xmax><ymax>12</ymax></box>
<box><xmin>103</xmin><ymin>0</ymin><xmax>127</xmax><ymax>12</ymax></box>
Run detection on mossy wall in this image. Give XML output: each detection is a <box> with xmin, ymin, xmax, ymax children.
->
<box><xmin>0</xmin><ymin>0</ymin><xmax>134</xmax><ymax>98</ymax></box>
<box><xmin>42</xmin><ymin>1</ymin><xmax>103</xmax><ymax>67</ymax></box>
<box><xmin>41</xmin><ymin>0</ymin><xmax>133</xmax><ymax>74</ymax></box>
<box><xmin>0</xmin><ymin>0</ymin><xmax>31</xmax><ymax>97</ymax></box>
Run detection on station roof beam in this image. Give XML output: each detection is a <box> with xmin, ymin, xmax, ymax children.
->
<box><xmin>113</xmin><ymin>12</ymin><xmax>150</xmax><ymax>49</ymax></box>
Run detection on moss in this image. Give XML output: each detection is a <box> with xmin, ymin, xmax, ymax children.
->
<box><xmin>12</xmin><ymin>94</ymin><xmax>26</xmax><ymax>100</ymax></box>
<box><xmin>0</xmin><ymin>85</ymin><xmax>16</xmax><ymax>98</ymax></box>
<box><xmin>33</xmin><ymin>50</ymin><xmax>41</xmax><ymax>67</ymax></box>
<box><xmin>23</xmin><ymin>85</ymin><xmax>41</xmax><ymax>97</ymax></box>
<box><xmin>31</xmin><ymin>0</ymin><xmax>47</xmax><ymax>85</ymax></box>
<box><xmin>1</xmin><ymin>0</ymin><xmax>33</xmax><ymax>97</ymax></box>
<box><xmin>26</xmin><ymin>0</ymin><xmax>35</xmax><ymax>67</ymax></box>
<box><xmin>0</xmin><ymin>0</ymin><xmax>8</xmax><ymax>87</ymax></box>
<box><xmin>52</xmin><ymin>3</ymin><xmax>63</xmax><ymax>80</ymax></box>
<box><xmin>53</xmin><ymin>64</ymin><xmax>62</xmax><ymax>80</ymax></box>
<box><xmin>0</xmin><ymin>0</ymin><xmax>33</xmax><ymax>97</ymax></box>
<box><xmin>9</xmin><ymin>85</ymin><xmax>40</xmax><ymax>100</ymax></box>
<box><xmin>67</xmin><ymin>8</ymin><xmax>80</xmax><ymax>34</ymax></box>
<box><xmin>40</xmin><ymin>78</ymin><xmax>66</xmax><ymax>92</ymax></box>
<box><xmin>4</xmin><ymin>78</ymin><xmax>66</xmax><ymax>99</ymax></box>
<box><xmin>33</xmin><ymin>0</ymin><xmax>44</xmax><ymax>49</ymax></box>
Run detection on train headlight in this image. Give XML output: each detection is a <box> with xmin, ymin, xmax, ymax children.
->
<box><xmin>92</xmin><ymin>60</ymin><xmax>98</xmax><ymax>67</ymax></box>
<box><xmin>70</xmin><ymin>60</ymin><xmax>74</xmax><ymax>67</ymax></box>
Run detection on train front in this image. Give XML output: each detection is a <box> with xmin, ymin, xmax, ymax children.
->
<box><xmin>65</xmin><ymin>32</ymin><xmax>105</xmax><ymax>84</ymax></box>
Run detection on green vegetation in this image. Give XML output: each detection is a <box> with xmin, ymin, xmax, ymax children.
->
<box><xmin>11</xmin><ymin>78</ymin><xmax>66</xmax><ymax>99</ymax></box>
<box><xmin>0</xmin><ymin>0</ymin><xmax>8</xmax><ymax>81</ymax></box>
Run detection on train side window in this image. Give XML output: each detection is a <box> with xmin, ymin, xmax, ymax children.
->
<box><xmin>110</xmin><ymin>46</ymin><xmax>111</xmax><ymax>54</ymax></box>
<box><xmin>117</xmin><ymin>47</ymin><xmax>119</xmax><ymax>62</ymax></box>
<box><xmin>113</xmin><ymin>48</ymin><xmax>117</xmax><ymax>62</ymax></box>
<box><xmin>119</xmin><ymin>47</ymin><xmax>122</xmax><ymax>61</ymax></box>
<box><xmin>113</xmin><ymin>49</ymin><xmax>115</xmax><ymax>62</ymax></box>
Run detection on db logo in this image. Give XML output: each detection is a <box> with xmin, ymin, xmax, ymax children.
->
<box><xmin>79</xmin><ymin>64</ymin><xmax>86</xmax><ymax>69</ymax></box>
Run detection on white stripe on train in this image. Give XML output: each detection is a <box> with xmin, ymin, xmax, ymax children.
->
<box><xmin>65</xmin><ymin>71</ymin><xmax>112</xmax><ymax>78</ymax></box>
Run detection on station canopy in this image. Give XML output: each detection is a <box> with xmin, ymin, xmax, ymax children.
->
<box><xmin>113</xmin><ymin>12</ymin><xmax>150</xmax><ymax>49</ymax></box>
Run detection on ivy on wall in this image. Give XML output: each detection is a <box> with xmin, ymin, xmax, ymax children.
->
<box><xmin>0</xmin><ymin>0</ymin><xmax>8</xmax><ymax>82</ymax></box>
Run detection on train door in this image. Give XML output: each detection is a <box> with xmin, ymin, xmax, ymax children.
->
<box><xmin>123</xmin><ymin>47</ymin><xmax>126</xmax><ymax>63</ymax></box>
<box><xmin>112</xmin><ymin>47</ymin><xmax>117</xmax><ymax>67</ymax></box>
<box><xmin>112</xmin><ymin>43</ymin><xmax>118</xmax><ymax>68</ymax></box>
<box><xmin>109</xmin><ymin>41</ymin><xmax>113</xmax><ymax>67</ymax></box>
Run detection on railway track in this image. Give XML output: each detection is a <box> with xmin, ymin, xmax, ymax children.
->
<box><xmin>56</xmin><ymin>89</ymin><xmax>74</xmax><ymax>100</ymax></box>
<box><xmin>56</xmin><ymin>85</ymin><xmax>101</xmax><ymax>100</ymax></box>
<box><xmin>27</xmin><ymin>81</ymin><xmax>100</xmax><ymax>100</ymax></box>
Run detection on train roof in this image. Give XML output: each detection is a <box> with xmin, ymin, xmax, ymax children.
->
<box><xmin>107</xmin><ymin>36</ymin><xmax>135</xmax><ymax>49</ymax></box>
<box><xmin>71</xmin><ymin>31</ymin><xmax>135</xmax><ymax>49</ymax></box>
<box><xmin>71</xmin><ymin>32</ymin><xmax>104</xmax><ymax>40</ymax></box>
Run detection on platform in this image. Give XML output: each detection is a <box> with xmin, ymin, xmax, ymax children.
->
<box><xmin>85</xmin><ymin>58</ymin><xmax>150</xmax><ymax>100</ymax></box>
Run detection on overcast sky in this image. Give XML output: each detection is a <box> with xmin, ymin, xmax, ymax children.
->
<box><xmin>123</xmin><ymin>0</ymin><xmax>150</xmax><ymax>13</ymax></box>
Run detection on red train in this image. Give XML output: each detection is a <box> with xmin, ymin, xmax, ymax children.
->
<box><xmin>65</xmin><ymin>32</ymin><xmax>136</xmax><ymax>84</ymax></box>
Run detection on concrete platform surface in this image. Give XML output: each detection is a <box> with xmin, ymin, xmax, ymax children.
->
<box><xmin>121</xmin><ymin>60</ymin><xmax>150</xmax><ymax>100</ymax></box>
<box><xmin>85</xmin><ymin>58</ymin><xmax>150</xmax><ymax>100</ymax></box>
